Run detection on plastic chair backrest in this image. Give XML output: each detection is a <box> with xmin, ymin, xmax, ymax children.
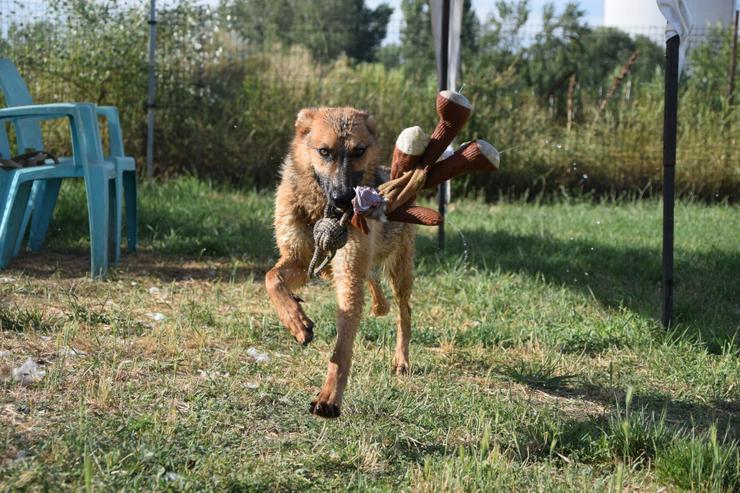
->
<box><xmin>0</xmin><ymin>59</ymin><xmax>44</xmax><ymax>153</ymax></box>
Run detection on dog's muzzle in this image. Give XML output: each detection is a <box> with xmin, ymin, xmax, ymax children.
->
<box><xmin>329</xmin><ymin>188</ymin><xmax>356</xmax><ymax>210</ymax></box>
<box><xmin>319</xmin><ymin>153</ymin><xmax>364</xmax><ymax>212</ymax></box>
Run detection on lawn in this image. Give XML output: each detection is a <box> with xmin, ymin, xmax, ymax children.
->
<box><xmin>1</xmin><ymin>178</ymin><xmax>738</xmax><ymax>492</ymax></box>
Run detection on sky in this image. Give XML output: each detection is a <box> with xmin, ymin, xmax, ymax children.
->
<box><xmin>1</xmin><ymin>0</ymin><xmax>603</xmax><ymax>39</ymax></box>
<box><xmin>367</xmin><ymin>0</ymin><xmax>606</xmax><ymax>43</ymax></box>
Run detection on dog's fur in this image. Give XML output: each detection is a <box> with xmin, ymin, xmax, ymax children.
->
<box><xmin>265</xmin><ymin>107</ymin><xmax>415</xmax><ymax>418</ymax></box>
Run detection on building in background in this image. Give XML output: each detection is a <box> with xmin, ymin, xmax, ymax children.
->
<box><xmin>603</xmin><ymin>0</ymin><xmax>737</xmax><ymax>41</ymax></box>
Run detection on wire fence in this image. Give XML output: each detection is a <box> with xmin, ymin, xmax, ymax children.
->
<box><xmin>1</xmin><ymin>0</ymin><xmax>739</xmax><ymax>199</ymax></box>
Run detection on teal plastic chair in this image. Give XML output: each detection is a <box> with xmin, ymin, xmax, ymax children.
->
<box><xmin>0</xmin><ymin>103</ymin><xmax>116</xmax><ymax>278</ymax></box>
<box><xmin>95</xmin><ymin>106</ymin><xmax>137</xmax><ymax>259</ymax></box>
<box><xmin>0</xmin><ymin>59</ymin><xmax>137</xmax><ymax>264</ymax></box>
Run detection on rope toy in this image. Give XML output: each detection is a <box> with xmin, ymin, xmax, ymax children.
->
<box><xmin>308</xmin><ymin>206</ymin><xmax>351</xmax><ymax>278</ymax></box>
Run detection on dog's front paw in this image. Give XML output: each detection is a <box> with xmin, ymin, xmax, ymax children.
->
<box><xmin>309</xmin><ymin>400</ymin><xmax>341</xmax><ymax>418</ymax></box>
<box><xmin>282</xmin><ymin>295</ymin><xmax>314</xmax><ymax>345</ymax></box>
<box><xmin>293</xmin><ymin>319</ymin><xmax>314</xmax><ymax>346</ymax></box>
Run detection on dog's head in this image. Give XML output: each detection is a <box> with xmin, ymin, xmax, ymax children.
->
<box><xmin>291</xmin><ymin>107</ymin><xmax>379</xmax><ymax>211</ymax></box>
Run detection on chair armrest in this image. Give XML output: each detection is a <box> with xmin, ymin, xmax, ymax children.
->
<box><xmin>0</xmin><ymin>103</ymin><xmax>104</xmax><ymax>165</ymax></box>
<box><xmin>0</xmin><ymin>103</ymin><xmax>84</xmax><ymax>120</ymax></box>
<box><xmin>96</xmin><ymin>106</ymin><xmax>125</xmax><ymax>157</ymax></box>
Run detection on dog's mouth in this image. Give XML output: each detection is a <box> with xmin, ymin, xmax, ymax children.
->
<box><xmin>316</xmin><ymin>170</ymin><xmax>365</xmax><ymax>213</ymax></box>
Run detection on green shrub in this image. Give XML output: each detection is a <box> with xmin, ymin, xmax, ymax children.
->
<box><xmin>1</xmin><ymin>0</ymin><xmax>738</xmax><ymax>200</ymax></box>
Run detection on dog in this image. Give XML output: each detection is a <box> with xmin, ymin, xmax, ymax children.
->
<box><xmin>265</xmin><ymin>107</ymin><xmax>415</xmax><ymax>418</ymax></box>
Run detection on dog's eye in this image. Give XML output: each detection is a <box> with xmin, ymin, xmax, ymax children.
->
<box><xmin>317</xmin><ymin>148</ymin><xmax>332</xmax><ymax>158</ymax></box>
<box><xmin>351</xmin><ymin>147</ymin><xmax>366</xmax><ymax>158</ymax></box>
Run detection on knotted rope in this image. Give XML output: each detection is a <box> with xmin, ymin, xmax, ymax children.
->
<box><xmin>308</xmin><ymin>206</ymin><xmax>351</xmax><ymax>278</ymax></box>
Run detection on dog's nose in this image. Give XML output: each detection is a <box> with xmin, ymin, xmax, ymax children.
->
<box><xmin>330</xmin><ymin>189</ymin><xmax>356</xmax><ymax>209</ymax></box>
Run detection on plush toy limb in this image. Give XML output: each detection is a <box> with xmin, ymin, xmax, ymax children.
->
<box><xmin>386</xmin><ymin>201</ymin><xmax>443</xmax><ymax>225</ymax></box>
<box><xmin>350</xmin><ymin>213</ymin><xmax>370</xmax><ymax>234</ymax></box>
<box><xmin>378</xmin><ymin>168</ymin><xmax>427</xmax><ymax>213</ymax></box>
<box><xmin>357</xmin><ymin>91</ymin><xmax>495</xmax><ymax>228</ymax></box>
<box><xmin>391</xmin><ymin>126</ymin><xmax>429</xmax><ymax>179</ymax></box>
<box><xmin>418</xmin><ymin>90</ymin><xmax>472</xmax><ymax>167</ymax></box>
<box><xmin>423</xmin><ymin>140</ymin><xmax>500</xmax><ymax>189</ymax></box>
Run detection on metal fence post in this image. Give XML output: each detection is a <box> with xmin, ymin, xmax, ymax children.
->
<box><xmin>146</xmin><ymin>0</ymin><xmax>157</xmax><ymax>179</ymax></box>
<box><xmin>437</xmin><ymin>0</ymin><xmax>450</xmax><ymax>251</ymax></box>
<box><xmin>729</xmin><ymin>10</ymin><xmax>739</xmax><ymax>106</ymax></box>
<box><xmin>662</xmin><ymin>34</ymin><xmax>679</xmax><ymax>328</ymax></box>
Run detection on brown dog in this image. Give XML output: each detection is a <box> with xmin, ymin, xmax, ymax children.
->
<box><xmin>265</xmin><ymin>107</ymin><xmax>415</xmax><ymax>418</ymax></box>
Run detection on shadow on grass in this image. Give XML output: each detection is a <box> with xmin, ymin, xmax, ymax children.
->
<box><xmin>444</xmin><ymin>348</ymin><xmax>738</xmax><ymax>438</ymax></box>
<box><xmin>6</xmin><ymin>251</ymin><xmax>269</xmax><ymax>282</ymax></box>
<box><xmin>418</xmin><ymin>229</ymin><xmax>740</xmax><ymax>350</ymax></box>
<box><xmin>499</xmin><ymin>362</ymin><xmax>740</xmax><ymax>440</ymax></box>
<box><xmin>9</xmin><ymin>179</ymin><xmax>276</xmax><ymax>280</ymax></box>
<box><xmin>40</xmin><ymin>210</ymin><xmax>275</xmax><ymax>262</ymax></box>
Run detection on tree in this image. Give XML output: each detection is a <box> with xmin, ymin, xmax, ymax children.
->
<box><xmin>579</xmin><ymin>28</ymin><xmax>663</xmax><ymax>91</ymax></box>
<box><xmin>222</xmin><ymin>0</ymin><xmax>392</xmax><ymax>63</ymax></box>
<box><xmin>400</xmin><ymin>0</ymin><xmax>434</xmax><ymax>76</ymax></box>
<box><xmin>400</xmin><ymin>0</ymin><xmax>479</xmax><ymax>79</ymax></box>
<box><xmin>376</xmin><ymin>44</ymin><xmax>403</xmax><ymax>69</ymax></box>
<box><xmin>476</xmin><ymin>0</ymin><xmax>530</xmax><ymax>73</ymax></box>
<box><xmin>525</xmin><ymin>1</ymin><xmax>590</xmax><ymax>106</ymax></box>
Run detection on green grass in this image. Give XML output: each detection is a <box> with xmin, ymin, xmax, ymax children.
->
<box><xmin>0</xmin><ymin>178</ymin><xmax>738</xmax><ymax>492</ymax></box>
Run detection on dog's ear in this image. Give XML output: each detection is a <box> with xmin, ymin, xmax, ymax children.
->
<box><xmin>359</xmin><ymin>110</ymin><xmax>377</xmax><ymax>138</ymax></box>
<box><xmin>295</xmin><ymin>108</ymin><xmax>318</xmax><ymax>136</ymax></box>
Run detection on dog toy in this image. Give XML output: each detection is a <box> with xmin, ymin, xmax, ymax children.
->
<box><xmin>390</xmin><ymin>126</ymin><xmax>429</xmax><ymax>179</ymax></box>
<box><xmin>372</xmin><ymin>90</ymin><xmax>499</xmax><ymax>226</ymax></box>
<box><xmin>308</xmin><ymin>206</ymin><xmax>351</xmax><ymax>278</ymax></box>
<box><xmin>308</xmin><ymin>90</ymin><xmax>500</xmax><ymax>278</ymax></box>
<box><xmin>415</xmin><ymin>90</ymin><xmax>474</xmax><ymax>174</ymax></box>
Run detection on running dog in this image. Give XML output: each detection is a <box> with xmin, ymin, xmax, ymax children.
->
<box><xmin>265</xmin><ymin>107</ymin><xmax>414</xmax><ymax>419</ymax></box>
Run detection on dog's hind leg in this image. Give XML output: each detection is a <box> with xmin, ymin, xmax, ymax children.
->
<box><xmin>310</xmin><ymin>230</ymin><xmax>372</xmax><ymax>418</ymax></box>
<box><xmin>266</xmin><ymin>257</ymin><xmax>314</xmax><ymax>345</ymax></box>
<box><xmin>367</xmin><ymin>270</ymin><xmax>390</xmax><ymax>317</ymax></box>
<box><xmin>388</xmin><ymin>225</ymin><xmax>415</xmax><ymax>375</ymax></box>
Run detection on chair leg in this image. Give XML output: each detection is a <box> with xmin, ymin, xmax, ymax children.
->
<box><xmin>110</xmin><ymin>175</ymin><xmax>121</xmax><ymax>266</ymax></box>
<box><xmin>84</xmin><ymin>168</ymin><xmax>110</xmax><ymax>279</ymax></box>
<box><xmin>123</xmin><ymin>170</ymin><xmax>137</xmax><ymax>252</ymax></box>
<box><xmin>0</xmin><ymin>179</ymin><xmax>33</xmax><ymax>268</ymax></box>
<box><xmin>27</xmin><ymin>179</ymin><xmax>63</xmax><ymax>252</ymax></box>
<box><xmin>12</xmin><ymin>181</ymin><xmax>42</xmax><ymax>257</ymax></box>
